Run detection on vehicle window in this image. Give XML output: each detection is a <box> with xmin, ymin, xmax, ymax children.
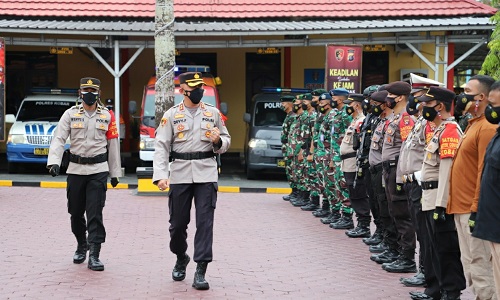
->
<box><xmin>16</xmin><ymin>100</ymin><xmax>72</xmax><ymax>122</ymax></box>
<box><xmin>254</xmin><ymin>102</ymin><xmax>286</xmax><ymax>126</ymax></box>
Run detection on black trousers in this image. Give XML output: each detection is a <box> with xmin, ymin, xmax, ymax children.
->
<box><xmin>344</xmin><ymin>171</ymin><xmax>371</xmax><ymax>223</ymax></box>
<box><xmin>383</xmin><ymin>166</ymin><xmax>416</xmax><ymax>258</ymax></box>
<box><xmin>365</xmin><ymin>166</ymin><xmax>381</xmax><ymax>228</ymax></box>
<box><xmin>404</xmin><ymin>181</ymin><xmax>425</xmax><ymax>266</ymax></box>
<box><xmin>67</xmin><ymin>172</ymin><xmax>108</xmax><ymax>244</ymax></box>
<box><xmin>370</xmin><ymin>167</ymin><xmax>398</xmax><ymax>249</ymax></box>
<box><xmin>168</xmin><ymin>182</ymin><xmax>218</xmax><ymax>263</ymax></box>
<box><xmin>424</xmin><ymin>211</ymin><xmax>466</xmax><ymax>294</ymax></box>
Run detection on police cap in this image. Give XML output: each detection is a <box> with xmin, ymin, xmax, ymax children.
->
<box><xmin>80</xmin><ymin>77</ymin><xmax>100</xmax><ymax>90</ymax></box>
<box><xmin>343</xmin><ymin>93</ymin><xmax>364</xmax><ymax>104</ymax></box>
<box><xmin>330</xmin><ymin>88</ymin><xmax>349</xmax><ymax>96</ymax></box>
<box><xmin>386</xmin><ymin>81</ymin><xmax>411</xmax><ymax>96</ymax></box>
<box><xmin>370</xmin><ymin>90</ymin><xmax>389</xmax><ymax>103</ymax></box>
<box><xmin>418</xmin><ymin>86</ymin><xmax>456</xmax><ymax>103</ymax></box>
<box><xmin>280</xmin><ymin>95</ymin><xmax>295</xmax><ymax>102</ymax></box>
<box><xmin>410</xmin><ymin>73</ymin><xmax>443</xmax><ymax>93</ymax></box>
<box><xmin>178</xmin><ymin>72</ymin><xmax>204</xmax><ymax>87</ymax></box>
<box><xmin>311</xmin><ymin>89</ymin><xmax>328</xmax><ymax>96</ymax></box>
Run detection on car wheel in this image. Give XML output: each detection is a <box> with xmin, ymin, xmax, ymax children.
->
<box><xmin>7</xmin><ymin>162</ymin><xmax>18</xmax><ymax>174</ymax></box>
<box><xmin>246</xmin><ymin>166</ymin><xmax>256</xmax><ymax>180</ymax></box>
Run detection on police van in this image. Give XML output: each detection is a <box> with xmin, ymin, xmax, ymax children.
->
<box><xmin>243</xmin><ymin>88</ymin><xmax>309</xmax><ymax>179</ymax></box>
<box><xmin>6</xmin><ymin>89</ymin><xmax>75</xmax><ymax>173</ymax></box>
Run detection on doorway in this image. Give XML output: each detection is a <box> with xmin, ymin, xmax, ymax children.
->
<box><xmin>362</xmin><ymin>51</ymin><xmax>389</xmax><ymax>89</ymax></box>
<box><xmin>245</xmin><ymin>53</ymin><xmax>281</xmax><ymax>112</ymax></box>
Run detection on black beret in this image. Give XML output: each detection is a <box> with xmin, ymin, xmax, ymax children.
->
<box><xmin>280</xmin><ymin>95</ymin><xmax>295</xmax><ymax>102</ymax></box>
<box><xmin>386</xmin><ymin>81</ymin><xmax>411</xmax><ymax>95</ymax></box>
<box><xmin>80</xmin><ymin>77</ymin><xmax>100</xmax><ymax>90</ymax></box>
<box><xmin>370</xmin><ymin>90</ymin><xmax>389</xmax><ymax>103</ymax></box>
<box><xmin>418</xmin><ymin>86</ymin><xmax>456</xmax><ymax>103</ymax></box>
<box><xmin>178</xmin><ymin>72</ymin><xmax>204</xmax><ymax>87</ymax></box>
<box><xmin>344</xmin><ymin>93</ymin><xmax>365</xmax><ymax>104</ymax></box>
<box><xmin>311</xmin><ymin>89</ymin><xmax>328</xmax><ymax>96</ymax></box>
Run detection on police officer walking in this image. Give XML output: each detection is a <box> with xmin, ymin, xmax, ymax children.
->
<box><xmin>153</xmin><ymin>72</ymin><xmax>231</xmax><ymax>290</ymax></box>
<box><xmin>47</xmin><ymin>77</ymin><xmax>121</xmax><ymax>271</ymax></box>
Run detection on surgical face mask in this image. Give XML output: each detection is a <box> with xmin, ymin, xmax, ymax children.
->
<box><xmin>346</xmin><ymin>105</ymin><xmax>355</xmax><ymax>116</ymax></box>
<box><xmin>422</xmin><ymin>103</ymin><xmax>440</xmax><ymax>121</ymax></box>
<box><xmin>385</xmin><ymin>96</ymin><xmax>397</xmax><ymax>109</ymax></box>
<box><xmin>81</xmin><ymin>91</ymin><xmax>99</xmax><ymax>106</ymax></box>
<box><xmin>372</xmin><ymin>103</ymin><xmax>384</xmax><ymax>116</ymax></box>
<box><xmin>184</xmin><ymin>88</ymin><xmax>204</xmax><ymax>104</ymax></box>
<box><xmin>485</xmin><ymin>104</ymin><xmax>500</xmax><ymax>125</ymax></box>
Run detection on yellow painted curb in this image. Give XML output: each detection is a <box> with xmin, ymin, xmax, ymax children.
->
<box><xmin>137</xmin><ymin>178</ymin><xmax>169</xmax><ymax>193</ymax></box>
<box><xmin>266</xmin><ymin>187</ymin><xmax>291</xmax><ymax>194</ymax></box>
<box><xmin>41</xmin><ymin>181</ymin><xmax>67</xmax><ymax>188</ymax></box>
<box><xmin>107</xmin><ymin>183</ymin><xmax>129</xmax><ymax>189</ymax></box>
<box><xmin>219</xmin><ymin>186</ymin><xmax>240</xmax><ymax>193</ymax></box>
<box><xmin>0</xmin><ymin>180</ymin><xmax>13</xmax><ymax>187</ymax></box>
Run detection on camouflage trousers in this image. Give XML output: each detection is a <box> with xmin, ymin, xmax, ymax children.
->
<box><xmin>284</xmin><ymin>157</ymin><xmax>295</xmax><ymax>189</ymax></box>
<box><xmin>325</xmin><ymin>161</ymin><xmax>351</xmax><ymax>213</ymax></box>
<box><xmin>304</xmin><ymin>157</ymin><xmax>322</xmax><ymax>197</ymax></box>
<box><xmin>311</xmin><ymin>153</ymin><xmax>329</xmax><ymax>198</ymax></box>
<box><xmin>291</xmin><ymin>156</ymin><xmax>307</xmax><ymax>191</ymax></box>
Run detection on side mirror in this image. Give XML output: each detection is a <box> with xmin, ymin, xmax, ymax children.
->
<box><xmin>5</xmin><ymin>114</ymin><xmax>15</xmax><ymax>123</ymax></box>
<box><xmin>243</xmin><ymin>113</ymin><xmax>251</xmax><ymax>124</ymax></box>
<box><xmin>129</xmin><ymin>101</ymin><xmax>137</xmax><ymax>115</ymax></box>
<box><xmin>220</xmin><ymin>102</ymin><xmax>228</xmax><ymax>116</ymax></box>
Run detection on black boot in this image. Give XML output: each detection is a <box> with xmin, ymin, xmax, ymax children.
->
<box><xmin>440</xmin><ymin>290</ymin><xmax>461</xmax><ymax>300</ymax></box>
<box><xmin>345</xmin><ymin>220</ymin><xmax>371</xmax><ymax>238</ymax></box>
<box><xmin>292</xmin><ymin>191</ymin><xmax>310</xmax><ymax>207</ymax></box>
<box><xmin>283</xmin><ymin>188</ymin><xmax>298</xmax><ymax>201</ymax></box>
<box><xmin>400</xmin><ymin>269</ymin><xmax>426</xmax><ymax>287</ymax></box>
<box><xmin>330</xmin><ymin>213</ymin><xmax>354</xmax><ymax>229</ymax></box>
<box><xmin>320</xmin><ymin>210</ymin><xmax>341</xmax><ymax>224</ymax></box>
<box><xmin>192</xmin><ymin>262</ymin><xmax>210</xmax><ymax>290</ymax></box>
<box><xmin>369</xmin><ymin>240</ymin><xmax>389</xmax><ymax>253</ymax></box>
<box><xmin>370</xmin><ymin>248</ymin><xmax>399</xmax><ymax>264</ymax></box>
<box><xmin>172</xmin><ymin>253</ymin><xmax>190</xmax><ymax>281</ymax></box>
<box><xmin>363</xmin><ymin>227</ymin><xmax>383</xmax><ymax>245</ymax></box>
<box><xmin>312</xmin><ymin>200</ymin><xmax>330</xmax><ymax>217</ymax></box>
<box><xmin>383</xmin><ymin>256</ymin><xmax>417</xmax><ymax>273</ymax></box>
<box><xmin>301</xmin><ymin>195</ymin><xmax>320</xmax><ymax>211</ymax></box>
<box><xmin>73</xmin><ymin>236</ymin><xmax>88</xmax><ymax>264</ymax></box>
<box><xmin>88</xmin><ymin>243</ymin><xmax>104</xmax><ymax>271</ymax></box>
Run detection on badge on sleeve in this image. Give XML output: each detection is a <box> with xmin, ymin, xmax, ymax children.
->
<box><xmin>439</xmin><ymin>124</ymin><xmax>460</xmax><ymax>159</ymax></box>
<box><xmin>161</xmin><ymin>118</ymin><xmax>167</xmax><ymax>127</ymax></box>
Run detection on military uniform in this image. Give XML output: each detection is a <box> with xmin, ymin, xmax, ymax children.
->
<box><xmin>280</xmin><ymin>96</ymin><xmax>297</xmax><ymax>201</ymax></box>
<box><xmin>47</xmin><ymin>77</ymin><xmax>121</xmax><ymax>271</ymax></box>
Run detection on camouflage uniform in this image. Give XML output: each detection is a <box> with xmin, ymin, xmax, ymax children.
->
<box><xmin>281</xmin><ymin>111</ymin><xmax>297</xmax><ymax>193</ymax></box>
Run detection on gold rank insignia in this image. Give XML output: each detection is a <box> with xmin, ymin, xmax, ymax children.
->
<box><xmin>73</xmin><ymin>113</ymin><xmax>82</xmax><ymax>117</ymax></box>
<box><xmin>160</xmin><ymin>118</ymin><xmax>167</xmax><ymax>126</ymax></box>
<box><xmin>201</xmin><ymin>103</ymin><xmax>206</xmax><ymax>109</ymax></box>
<box><xmin>203</xmin><ymin>111</ymin><xmax>213</xmax><ymax>117</ymax></box>
<box><xmin>177</xmin><ymin>124</ymin><xmax>185</xmax><ymax>131</ymax></box>
<box><xmin>179</xmin><ymin>104</ymin><xmax>184</xmax><ymax>111</ymax></box>
<box><xmin>100</xmin><ymin>114</ymin><xmax>106</xmax><ymax>119</ymax></box>
<box><xmin>206</xmin><ymin>123</ymin><xmax>211</xmax><ymax>129</ymax></box>
<box><xmin>174</xmin><ymin>113</ymin><xmax>185</xmax><ymax>119</ymax></box>
<box><xmin>427</xmin><ymin>153</ymin><xmax>432</xmax><ymax>159</ymax></box>
<box><xmin>178</xmin><ymin>132</ymin><xmax>184</xmax><ymax>139</ymax></box>
<box><xmin>205</xmin><ymin>131</ymin><xmax>211</xmax><ymax>138</ymax></box>
<box><xmin>99</xmin><ymin>124</ymin><xmax>106</xmax><ymax>130</ymax></box>
<box><xmin>79</xmin><ymin>123</ymin><xmax>84</xmax><ymax>128</ymax></box>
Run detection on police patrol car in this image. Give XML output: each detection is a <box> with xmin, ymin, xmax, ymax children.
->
<box><xmin>6</xmin><ymin>89</ymin><xmax>75</xmax><ymax>173</ymax></box>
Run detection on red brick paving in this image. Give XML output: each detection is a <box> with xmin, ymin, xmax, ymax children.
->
<box><xmin>0</xmin><ymin>187</ymin><xmax>473</xmax><ymax>299</ymax></box>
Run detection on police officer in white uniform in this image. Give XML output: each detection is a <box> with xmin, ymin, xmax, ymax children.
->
<box><xmin>153</xmin><ymin>72</ymin><xmax>231</xmax><ymax>291</ymax></box>
<box><xmin>47</xmin><ymin>77</ymin><xmax>121</xmax><ymax>271</ymax></box>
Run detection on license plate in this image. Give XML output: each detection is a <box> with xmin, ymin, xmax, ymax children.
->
<box><xmin>34</xmin><ymin>148</ymin><xmax>49</xmax><ymax>155</ymax></box>
<box><xmin>277</xmin><ymin>159</ymin><xmax>286</xmax><ymax>168</ymax></box>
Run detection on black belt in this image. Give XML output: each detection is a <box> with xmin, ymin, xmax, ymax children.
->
<box><xmin>340</xmin><ymin>152</ymin><xmax>357</xmax><ymax>160</ymax></box>
<box><xmin>171</xmin><ymin>151</ymin><xmax>216</xmax><ymax>160</ymax></box>
<box><xmin>421</xmin><ymin>181</ymin><xmax>438</xmax><ymax>190</ymax></box>
<box><xmin>69</xmin><ymin>153</ymin><xmax>107</xmax><ymax>164</ymax></box>
<box><xmin>382</xmin><ymin>159</ymin><xmax>398</xmax><ymax>170</ymax></box>
<box><xmin>369</xmin><ymin>162</ymin><xmax>383</xmax><ymax>173</ymax></box>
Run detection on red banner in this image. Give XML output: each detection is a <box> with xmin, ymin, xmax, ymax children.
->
<box><xmin>325</xmin><ymin>45</ymin><xmax>362</xmax><ymax>93</ymax></box>
<box><xmin>0</xmin><ymin>37</ymin><xmax>5</xmax><ymax>142</ymax></box>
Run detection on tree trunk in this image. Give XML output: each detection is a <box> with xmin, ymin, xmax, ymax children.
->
<box><xmin>154</xmin><ymin>0</ymin><xmax>176</xmax><ymax>127</ymax></box>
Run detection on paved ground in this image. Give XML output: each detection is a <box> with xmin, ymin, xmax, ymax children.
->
<box><xmin>0</xmin><ymin>187</ymin><xmax>474</xmax><ymax>299</ymax></box>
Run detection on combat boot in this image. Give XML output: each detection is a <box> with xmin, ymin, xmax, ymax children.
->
<box><xmin>312</xmin><ymin>200</ymin><xmax>330</xmax><ymax>217</ymax></box>
<box><xmin>73</xmin><ymin>235</ymin><xmax>88</xmax><ymax>264</ymax></box>
<box><xmin>301</xmin><ymin>195</ymin><xmax>320</xmax><ymax>211</ymax></box>
<box><xmin>283</xmin><ymin>188</ymin><xmax>298</xmax><ymax>201</ymax></box>
<box><xmin>369</xmin><ymin>240</ymin><xmax>389</xmax><ymax>253</ymax></box>
<box><xmin>88</xmin><ymin>243</ymin><xmax>104</xmax><ymax>271</ymax></box>
<box><xmin>292</xmin><ymin>191</ymin><xmax>310</xmax><ymax>207</ymax></box>
<box><xmin>400</xmin><ymin>270</ymin><xmax>426</xmax><ymax>287</ymax></box>
<box><xmin>345</xmin><ymin>220</ymin><xmax>371</xmax><ymax>238</ymax></box>
<box><xmin>440</xmin><ymin>290</ymin><xmax>461</xmax><ymax>300</ymax></box>
<box><xmin>320</xmin><ymin>210</ymin><xmax>341</xmax><ymax>224</ymax></box>
<box><xmin>383</xmin><ymin>256</ymin><xmax>417</xmax><ymax>273</ymax></box>
<box><xmin>370</xmin><ymin>248</ymin><xmax>399</xmax><ymax>264</ymax></box>
<box><xmin>192</xmin><ymin>262</ymin><xmax>210</xmax><ymax>290</ymax></box>
<box><xmin>172</xmin><ymin>253</ymin><xmax>190</xmax><ymax>281</ymax></box>
<box><xmin>289</xmin><ymin>191</ymin><xmax>305</xmax><ymax>206</ymax></box>
<box><xmin>330</xmin><ymin>213</ymin><xmax>354</xmax><ymax>229</ymax></box>
<box><xmin>363</xmin><ymin>227</ymin><xmax>383</xmax><ymax>245</ymax></box>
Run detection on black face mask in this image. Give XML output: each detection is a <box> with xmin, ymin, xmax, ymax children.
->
<box><xmin>485</xmin><ymin>104</ymin><xmax>500</xmax><ymax>125</ymax></box>
<box><xmin>81</xmin><ymin>92</ymin><xmax>98</xmax><ymax>106</ymax></box>
<box><xmin>301</xmin><ymin>103</ymin><xmax>309</xmax><ymax>110</ymax></box>
<box><xmin>408</xmin><ymin>94</ymin><xmax>419</xmax><ymax>110</ymax></box>
<box><xmin>372</xmin><ymin>103</ymin><xmax>384</xmax><ymax>116</ymax></box>
<box><xmin>406</xmin><ymin>101</ymin><xmax>419</xmax><ymax>116</ymax></box>
<box><xmin>362</xmin><ymin>100</ymin><xmax>371</xmax><ymax>114</ymax></box>
<box><xmin>422</xmin><ymin>103</ymin><xmax>440</xmax><ymax>121</ymax></box>
<box><xmin>311</xmin><ymin>101</ymin><xmax>319</xmax><ymax>108</ymax></box>
<box><xmin>455</xmin><ymin>93</ymin><xmax>476</xmax><ymax>113</ymax></box>
<box><xmin>185</xmin><ymin>88</ymin><xmax>204</xmax><ymax>104</ymax></box>
<box><xmin>330</xmin><ymin>100</ymin><xmax>338</xmax><ymax>109</ymax></box>
<box><xmin>346</xmin><ymin>106</ymin><xmax>355</xmax><ymax>116</ymax></box>
<box><xmin>385</xmin><ymin>96</ymin><xmax>397</xmax><ymax>109</ymax></box>
<box><xmin>319</xmin><ymin>105</ymin><xmax>329</xmax><ymax>114</ymax></box>
<box><xmin>292</xmin><ymin>103</ymin><xmax>300</xmax><ymax>113</ymax></box>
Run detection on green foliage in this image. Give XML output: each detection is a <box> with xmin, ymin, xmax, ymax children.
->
<box><xmin>480</xmin><ymin>11</ymin><xmax>500</xmax><ymax>80</ymax></box>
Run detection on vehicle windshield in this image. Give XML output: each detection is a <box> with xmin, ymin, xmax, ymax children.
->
<box><xmin>254</xmin><ymin>102</ymin><xmax>286</xmax><ymax>126</ymax></box>
<box><xmin>16</xmin><ymin>100</ymin><xmax>72</xmax><ymax>122</ymax></box>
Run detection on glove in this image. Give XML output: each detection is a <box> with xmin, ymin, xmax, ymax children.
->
<box><xmin>49</xmin><ymin>164</ymin><xmax>60</xmax><ymax>177</ymax></box>
<box><xmin>433</xmin><ymin>206</ymin><xmax>446</xmax><ymax>223</ymax></box>
<box><xmin>110</xmin><ymin>177</ymin><xmax>119</xmax><ymax>188</ymax></box>
<box><xmin>469</xmin><ymin>212</ymin><xmax>477</xmax><ymax>233</ymax></box>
